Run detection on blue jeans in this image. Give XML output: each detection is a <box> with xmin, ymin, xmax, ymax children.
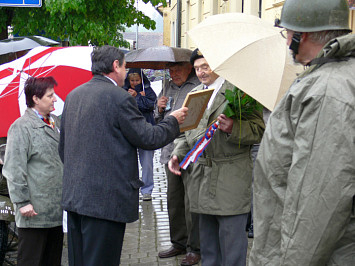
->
<box><xmin>138</xmin><ymin>148</ymin><xmax>154</xmax><ymax>195</ymax></box>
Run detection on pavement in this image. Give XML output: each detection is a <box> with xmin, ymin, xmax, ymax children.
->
<box><xmin>4</xmin><ymin>149</ymin><xmax>253</xmax><ymax>265</ymax></box>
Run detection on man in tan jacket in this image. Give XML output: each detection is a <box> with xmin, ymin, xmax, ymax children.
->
<box><xmin>169</xmin><ymin>49</ymin><xmax>265</xmax><ymax>266</ymax></box>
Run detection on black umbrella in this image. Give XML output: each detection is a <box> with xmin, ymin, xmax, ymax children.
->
<box><xmin>0</xmin><ymin>36</ymin><xmax>59</xmax><ymax>55</ymax></box>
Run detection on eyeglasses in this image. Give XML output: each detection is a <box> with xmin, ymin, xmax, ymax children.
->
<box><xmin>280</xmin><ymin>29</ymin><xmax>287</xmax><ymax>39</ymax></box>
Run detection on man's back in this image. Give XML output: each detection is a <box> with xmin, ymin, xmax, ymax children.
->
<box><xmin>59</xmin><ymin>75</ymin><xmax>180</xmax><ymax>223</ymax></box>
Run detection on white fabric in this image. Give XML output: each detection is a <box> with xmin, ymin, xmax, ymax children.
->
<box><xmin>206</xmin><ymin>77</ymin><xmax>224</xmax><ymax>109</ymax></box>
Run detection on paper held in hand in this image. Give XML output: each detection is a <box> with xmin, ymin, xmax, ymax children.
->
<box><xmin>179</xmin><ymin>88</ymin><xmax>214</xmax><ymax>132</ymax></box>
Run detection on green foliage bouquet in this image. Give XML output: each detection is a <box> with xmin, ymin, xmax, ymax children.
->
<box><xmin>223</xmin><ymin>86</ymin><xmax>263</xmax><ymax>120</ymax></box>
<box><xmin>222</xmin><ymin>86</ymin><xmax>263</xmax><ymax>146</ymax></box>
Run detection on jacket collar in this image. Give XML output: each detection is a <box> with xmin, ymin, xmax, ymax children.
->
<box><xmin>300</xmin><ymin>34</ymin><xmax>355</xmax><ymax>78</ymax></box>
<box><xmin>204</xmin><ymin>80</ymin><xmax>231</xmax><ymax>118</ymax></box>
<box><xmin>26</xmin><ymin>108</ymin><xmax>60</xmax><ymax>143</ymax></box>
<box><xmin>92</xmin><ymin>74</ymin><xmax>116</xmax><ymax>84</ymax></box>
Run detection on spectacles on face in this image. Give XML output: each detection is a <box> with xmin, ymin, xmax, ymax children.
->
<box><xmin>280</xmin><ymin>29</ymin><xmax>287</xmax><ymax>39</ymax></box>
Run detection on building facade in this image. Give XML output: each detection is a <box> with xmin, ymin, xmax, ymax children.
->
<box><xmin>163</xmin><ymin>0</ymin><xmax>355</xmax><ymax>49</ymax></box>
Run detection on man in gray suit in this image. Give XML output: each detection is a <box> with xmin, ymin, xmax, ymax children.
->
<box><xmin>59</xmin><ymin>45</ymin><xmax>188</xmax><ymax>266</ymax></box>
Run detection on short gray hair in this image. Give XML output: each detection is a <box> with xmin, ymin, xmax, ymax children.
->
<box><xmin>91</xmin><ymin>46</ymin><xmax>125</xmax><ymax>75</ymax></box>
<box><xmin>308</xmin><ymin>30</ymin><xmax>350</xmax><ymax>45</ymax></box>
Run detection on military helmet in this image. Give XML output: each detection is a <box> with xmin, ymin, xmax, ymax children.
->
<box><xmin>279</xmin><ymin>0</ymin><xmax>351</xmax><ymax>32</ymax></box>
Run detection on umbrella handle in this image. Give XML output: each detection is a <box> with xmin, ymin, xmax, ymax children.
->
<box><xmin>162</xmin><ymin>70</ymin><xmax>170</xmax><ymax>96</ymax></box>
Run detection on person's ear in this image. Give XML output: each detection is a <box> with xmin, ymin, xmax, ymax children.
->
<box><xmin>300</xmin><ymin>32</ymin><xmax>308</xmax><ymax>43</ymax></box>
<box><xmin>32</xmin><ymin>95</ymin><xmax>39</xmax><ymax>105</ymax></box>
<box><xmin>112</xmin><ymin>60</ymin><xmax>120</xmax><ymax>72</ymax></box>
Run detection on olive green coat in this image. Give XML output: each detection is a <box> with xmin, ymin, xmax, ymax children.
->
<box><xmin>3</xmin><ymin>108</ymin><xmax>63</xmax><ymax>228</ymax></box>
<box><xmin>249</xmin><ymin>34</ymin><xmax>355</xmax><ymax>266</ymax></box>
<box><xmin>173</xmin><ymin>80</ymin><xmax>265</xmax><ymax>215</ymax></box>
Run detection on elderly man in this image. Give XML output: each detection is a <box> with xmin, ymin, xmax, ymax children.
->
<box><xmin>59</xmin><ymin>46</ymin><xmax>188</xmax><ymax>266</ymax></box>
<box><xmin>155</xmin><ymin>62</ymin><xmax>201</xmax><ymax>265</ymax></box>
<box><xmin>169</xmin><ymin>49</ymin><xmax>265</xmax><ymax>266</ymax></box>
<box><xmin>249</xmin><ymin>0</ymin><xmax>355</xmax><ymax>265</ymax></box>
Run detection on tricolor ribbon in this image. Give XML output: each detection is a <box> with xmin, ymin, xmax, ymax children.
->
<box><xmin>179</xmin><ymin>121</ymin><xmax>220</xmax><ymax>170</ymax></box>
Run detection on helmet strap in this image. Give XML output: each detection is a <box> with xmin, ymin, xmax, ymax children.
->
<box><xmin>289</xmin><ymin>32</ymin><xmax>302</xmax><ymax>55</ymax></box>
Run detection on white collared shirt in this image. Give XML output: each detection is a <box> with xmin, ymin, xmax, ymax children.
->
<box><xmin>104</xmin><ymin>75</ymin><xmax>117</xmax><ymax>86</ymax></box>
<box><xmin>205</xmin><ymin>76</ymin><xmax>225</xmax><ymax>109</ymax></box>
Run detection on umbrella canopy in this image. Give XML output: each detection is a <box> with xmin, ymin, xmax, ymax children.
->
<box><xmin>0</xmin><ymin>36</ymin><xmax>60</xmax><ymax>55</ymax></box>
<box><xmin>188</xmin><ymin>13</ymin><xmax>303</xmax><ymax>111</ymax></box>
<box><xmin>125</xmin><ymin>46</ymin><xmax>193</xmax><ymax>69</ymax></box>
<box><xmin>0</xmin><ymin>46</ymin><xmax>93</xmax><ymax>137</ymax></box>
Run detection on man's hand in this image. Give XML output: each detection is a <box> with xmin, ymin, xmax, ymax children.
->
<box><xmin>139</xmin><ymin>91</ymin><xmax>146</xmax><ymax>96</ymax></box>
<box><xmin>217</xmin><ymin>114</ymin><xmax>233</xmax><ymax>134</ymax></box>
<box><xmin>157</xmin><ymin>96</ymin><xmax>168</xmax><ymax>113</ymax></box>
<box><xmin>170</xmin><ymin>107</ymin><xmax>188</xmax><ymax>125</ymax></box>
<box><xmin>19</xmin><ymin>204</ymin><xmax>38</xmax><ymax>217</ymax></box>
<box><xmin>128</xmin><ymin>89</ymin><xmax>137</xmax><ymax>97</ymax></box>
<box><xmin>168</xmin><ymin>155</ymin><xmax>181</xmax><ymax>176</ymax></box>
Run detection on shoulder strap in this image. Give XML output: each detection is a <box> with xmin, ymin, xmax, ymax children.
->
<box><xmin>308</xmin><ymin>51</ymin><xmax>355</xmax><ymax>66</ymax></box>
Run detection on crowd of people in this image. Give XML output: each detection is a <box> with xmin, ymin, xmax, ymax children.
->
<box><xmin>1</xmin><ymin>0</ymin><xmax>354</xmax><ymax>265</ymax></box>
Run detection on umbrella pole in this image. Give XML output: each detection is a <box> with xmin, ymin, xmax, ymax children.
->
<box><xmin>162</xmin><ymin>69</ymin><xmax>169</xmax><ymax>96</ymax></box>
<box><xmin>140</xmin><ymin>69</ymin><xmax>145</xmax><ymax>92</ymax></box>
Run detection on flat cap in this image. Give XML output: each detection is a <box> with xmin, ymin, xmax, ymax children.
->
<box><xmin>190</xmin><ymin>48</ymin><xmax>204</xmax><ymax>65</ymax></box>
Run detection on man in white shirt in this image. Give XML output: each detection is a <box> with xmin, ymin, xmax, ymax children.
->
<box><xmin>169</xmin><ymin>49</ymin><xmax>265</xmax><ymax>266</ymax></box>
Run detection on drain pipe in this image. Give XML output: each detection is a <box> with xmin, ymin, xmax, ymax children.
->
<box><xmin>259</xmin><ymin>0</ymin><xmax>262</xmax><ymax>18</ymax></box>
<box><xmin>177</xmin><ymin>0</ymin><xmax>182</xmax><ymax>47</ymax></box>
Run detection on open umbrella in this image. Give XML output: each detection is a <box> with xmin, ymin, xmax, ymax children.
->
<box><xmin>0</xmin><ymin>36</ymin><xmax>59</xmax><ymax>55</ymax></box>
<box><xmin>125</xmin><ymin>46</ymin><xmax>193</xmax><ymax>69</ymax></box>
<box><xmin>188</xmin><ymin>13</ymin><xmax>303</xmax><ymax>111</ymax></box>
<box><xmin>0</xmin><ymin>46</ymin><xmax>93</xmax><ymax>137</ymax></box>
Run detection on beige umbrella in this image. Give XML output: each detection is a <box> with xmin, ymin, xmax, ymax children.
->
<box><xmin>188</xmin><ymin>13</ymin><xmax>303</xmax><ymax>111</ymax></box>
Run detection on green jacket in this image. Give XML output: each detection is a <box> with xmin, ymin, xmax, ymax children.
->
<box><xmin>3</xmin><ymin>108</ymin><xmax>63</xmax><ymax>228</ymax></box>
<box><xmin>250</xmin><ymin>34</ymin><xmax>355</xmax><ymax>266</ymax></box>
<box><xmin>173</xmin><ymin>80</ymin><xmax>265</xmax><ymax>215</ymax></box>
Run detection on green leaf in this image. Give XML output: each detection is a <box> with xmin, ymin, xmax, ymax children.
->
<box><xmin>224</xmin><ymin>89</ymin><xmax>235</xmax><ymax>103</ymax></box>
<box><xmin>222</xmin><ymin>86</ymin><xmax>262</xmax><ymax>120</ymax></box>
<box><xmin>223</xmin><ymin>103</ymin><xmax>235</xmax><ymax>118</ymax></box>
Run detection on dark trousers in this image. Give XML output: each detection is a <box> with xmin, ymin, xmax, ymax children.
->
<box><xmin>165</xmin><ymin>164</ymin><xmax>200</xmax><ymax>253</ymax></box>
<box><xmin>67</xmin><ymin>211</ymin><xmax>126</xmax><ymax>266</ymax></box>
<box><xmin>17</xmin><ymin>226</ymin><xmax>63</xmax><ymax>266</ymax></box>
<box><xmin>199</xmin><ymin>213</ymin><xmax>248</xmax><ymax>266</ymax></box>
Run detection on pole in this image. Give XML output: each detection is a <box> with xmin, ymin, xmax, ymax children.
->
<box><xmin>136</xmin><ymin>0</ymin><xmax>139</xmax><ymax>49</ymax></box>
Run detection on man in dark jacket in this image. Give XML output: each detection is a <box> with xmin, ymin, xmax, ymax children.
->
<box><xmin>59</xmin><ymin>45</ymin><xmax>188</xmax><ymax>266</ymax></box>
